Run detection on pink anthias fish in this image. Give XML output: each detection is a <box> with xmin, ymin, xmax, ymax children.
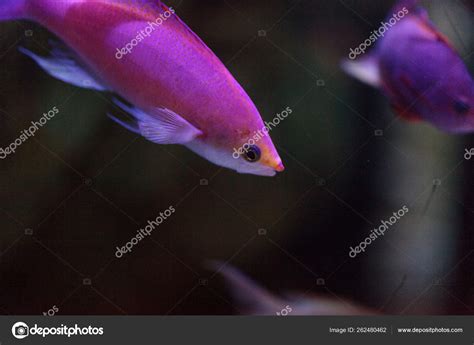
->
<box><xmin>211</xmin><ymin>263</ymin><xmax>375</xmax><ymax>316</ymax></box>
<box><xmin>0</xmin><ymin>0</ymin><xmax>285</xmax><ymax>176</ymax></box>
<box><xmin>342</xmin><ymin>0</ymin><xmax>474</xmax><ymax>133</ymax></box>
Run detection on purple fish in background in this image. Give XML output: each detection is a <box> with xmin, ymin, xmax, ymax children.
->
<box><xmin>0</xmin><ymin>0</ymin><xmax>285</xmax><ymax>176</ymax></box>
<box><xmin>342</xmin><ymin>0</ymin><xmax>474</xmax><ymax>133</ymax></box>
<box><xmin>211</xmin><ymin>263</ymin><xmax>375</xmax><ymax>315</ymax></box>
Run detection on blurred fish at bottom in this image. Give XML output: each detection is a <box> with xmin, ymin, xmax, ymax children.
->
<box><xmin>0</xmin><ymin>0</ymin><xmax>284</xmax><ymax>176</ymax></box>
<box><xmin>342</xmin><ymin>0</ymin><xmax>474</xmax><ymax>133</ymax></box>
<box><xmin>212</xmin><ymin>263</ymin><xmax>375</xmax><ymax>315</ymax></box>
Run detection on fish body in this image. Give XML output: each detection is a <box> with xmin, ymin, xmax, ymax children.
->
<box><xmin>342</xmin><ymin>0</ymin><xmax>474</xmax><ymax>133</ymax></box>
<box><xmin>1</xmin><ymin>0</ymin><xmax>284</xmax><ymax>176</ymax></box>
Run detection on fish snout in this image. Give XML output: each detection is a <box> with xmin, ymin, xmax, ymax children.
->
<box><xmin>273</xmin><ymin>161</ymin><xmax>285</xmax><ymax>173</ymax></box>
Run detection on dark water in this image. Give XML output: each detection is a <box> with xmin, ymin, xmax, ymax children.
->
<box><xmin>0</xmin><ymin>0</ymin><xmax>473</xmax><ymax>315</ymax></box>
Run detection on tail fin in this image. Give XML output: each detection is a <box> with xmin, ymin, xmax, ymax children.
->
<box><xmin>207</xmin><ymin>261</ymin><xmax>285</xmax><ymax>315</ymax></box>
<box><xmin>341</xmin><ymin>55</ymin><xmax>382</xmax><ymax>88</ymax></box>
<box><xmin>0</xmin><ymin>0</ymin><xmax>26</xmax><ymax>21</ymax></box>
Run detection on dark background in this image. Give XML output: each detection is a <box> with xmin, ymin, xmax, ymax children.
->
<box><xmin>0</xmin><ymin>0</ymin><xmax>473</xmax><ymax>315</ymax></box>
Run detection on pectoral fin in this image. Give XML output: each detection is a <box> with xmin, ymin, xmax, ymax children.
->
<box><xmin>110</xmin><ymin>99</ymin><xmax>202</xmax><ymax>145</ymax></box>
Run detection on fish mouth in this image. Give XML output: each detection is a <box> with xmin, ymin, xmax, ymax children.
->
<box><xmin>273</xmin><ymin>162</ymin><xmax>285</xmax><ymax>173</ymax></box>
<box><xmin>259</xmin><ymin>161</ymin><xmax>285</xmax><ymax>176</ymax></box>
<box><xmin>235</xmin><ymin>157</ymin><xmax>285</xmax><ymax>177</ymax></box>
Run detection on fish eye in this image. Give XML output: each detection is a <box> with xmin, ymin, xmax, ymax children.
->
<box><xmin>453</xmin><ymin>99</ymin><xmax>470</xmax><ymax>115</ymax></box>
<box><xmin>243</xmin><ymin>145</ymin><xmax>261</xmax><ymax>163</ymax></box>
